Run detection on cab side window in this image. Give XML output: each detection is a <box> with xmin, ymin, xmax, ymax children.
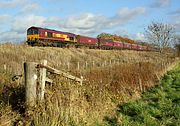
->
<box><xmin>47</xmin><ymin>32</ymin><xmax>53</xmax><ymax>37</ymax></box>
<box><xmin>69</xmin><ymin>37</ymin><xmax>74</xmax><ymax>41</ymax></box>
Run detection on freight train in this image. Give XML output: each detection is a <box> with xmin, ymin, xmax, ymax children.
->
<box><xmin>27</xmin><ymin>26</ymin><xmax>155</xmax><ymax>51</ymax></box>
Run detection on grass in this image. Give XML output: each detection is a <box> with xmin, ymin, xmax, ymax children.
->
<box><xmin>0</xmin><ymin>43</ymin><xmax>179</xmax><ymax>125</ymax></box>
<box><xmin>0</xmin><ymin>43</ymin><xmax>176</xmax><ymax>75</ymax></box>
<box><xmin>104</xmin><ymin>63</ymin><xmax>180</xmax><ymax>126</ymax></box>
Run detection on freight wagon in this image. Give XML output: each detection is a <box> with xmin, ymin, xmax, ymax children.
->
<box><xmin>77</xmin><ymin>35</ymin><xmax>98</xmax><ymax>48</ymax></box>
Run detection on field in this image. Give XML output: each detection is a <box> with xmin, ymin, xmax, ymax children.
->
<box><xmin>0</xmin><ymin>43</ymin><xmax>179</xmax><ymax>126</ymax></box>
<box><xmin>104</xmin><ymin>63</ymin><xmax>180</xmax><ymax>126</ymax></box>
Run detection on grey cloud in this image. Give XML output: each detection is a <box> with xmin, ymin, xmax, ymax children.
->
<box><xmin>61</xmin><ymin>13</ymin><xmax>109</xmax><ymax>35</ymax></box>
<box><xmin>135</xmin><ymin>33</ymin><xmax>145</xmax><ymax>41</ymax></box>
<box><xmin>175</xmin><ymin>24</ymin><xmax>180</xmax><ymax>32</ymax></box>
<box><xmin>110</xmin><ymin>7</ymin><xmax>146</xmax><ymax>26</ymax></box>
<box><xmin>166</xmin><ymin>8</ymin><xmax>180</xmax><ymax>33</ymax></box>
<box><xmin>0</xmin><ymin>15</ymin><xmax>11</xmax><ymax>24</ymax></box>
<box><xmin>11</xmin><ymin>15</ymin><xmax>46</xmax><ymax>33</ymax></box>
<box><xmin>150</xmin><ymin>0</ymin><xmax>170</xmax><ymax>8</ymax></box>
<box><xmin>0</xmin><ymin>31</ymin><xmax>25</xmax><ymax>43</ymax></box>
<box><xmin>168</xmin><ymin>10</ymin><xmax>180</xmax><ymax>33</ymax></box>
<box><xmin>173</xmin><ymin>16</ymin><xmax>180</xmax><ymax>32</ymax></box>
<box><xmin>117</xmin><ymin>7</ymin><xmax>145</xmax><ymax>18</ymax></box>
<box><xmin>168</xmin><ymin>8</ymin><xmax>180</xmax><ymax>15</ymax></box>
<box><xmin>0</xmin><ymin>15</ymin><xmax>12</xmax><ymax>32</ymax></box>
<box><xmin>64</xmin><ymin>13</ymin><xmax>98</xmax><ymax>29</ymax></box>
<box><xmin>61</xmin><ymin>7</ymin><xmax>146</xmax><ymax>35</ymax></box>
<box><xmin>0</xmin><ymin>0</ymin><xmax>27</xmax><ymax>8</ymax></box>
<box><xmin>20</xmin><ymin>3</ymin><xmax>40</xmax><ymax>14</ymax></box>
<box><xmin>0</xmin><ymin>16</ymin><xmax>60</xmax><ymax>42</ymax></box>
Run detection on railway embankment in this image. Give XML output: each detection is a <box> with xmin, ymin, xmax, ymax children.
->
<box><xmin>104</xmin><ymin>62</ymin><xmax>180</xmax><ymax>126</ymax></box>
<box><xmin>0</xmin><ymin>43</ymin><xmax>179</xmax><ymax>125</ymax></box>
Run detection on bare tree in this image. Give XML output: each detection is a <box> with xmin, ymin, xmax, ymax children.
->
<box><xmin>145</xmin><ymin>22</ymin><xmax>175</xmax><ymax>52</ymax></box>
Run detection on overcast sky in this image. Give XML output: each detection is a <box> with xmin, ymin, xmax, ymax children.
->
<box><xmin>0</xmin><ymin>0</ymin><xmax>180</xmax><ymax>43</ymax></box>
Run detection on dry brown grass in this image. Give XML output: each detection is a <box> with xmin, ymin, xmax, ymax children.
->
<box><xmin>0</xmin><ymin>43</ymin><xmax>175</xmax><ymax>74</ymax></box>
<box><xmin>0</xmin><ymin>43</ymin><xmax>178</xmax><ymax>125</ymax></box>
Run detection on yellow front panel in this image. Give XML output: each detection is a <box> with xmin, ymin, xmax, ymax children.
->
<box><xmin>27</xmin><ymin>34</ymin><xmax>39</xmax><ymax>41</ymax></box>
<box><xmin>64</xmin><ymin>36</ymin><xmax>70</xmax><ymax>41</ymax></box>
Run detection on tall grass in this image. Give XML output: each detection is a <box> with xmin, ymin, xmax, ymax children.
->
<box><xmin>0</xmin><ymin>43</ymin><xmax>178</xmax><ymax>125</ymax></box>
<box><xmin>104</xmin><ymin>63</ymin><xmax>180</xmax><ymax>126</ymax></box>
<box><xmin>0</xmin><ymin>43</ymin><xmax>175</xmax><ymax>75</ymax></box>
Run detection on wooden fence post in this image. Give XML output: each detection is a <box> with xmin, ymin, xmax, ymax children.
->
<box><xmin>85</xmin><ymin>61</ymin><xmax>88</xmax><ymax>69</ymax></box>
<box><xmin>139</xmin><ymin>78</ymin><xmax>143</xmax><ymax>92</ymax></box>
<box><xmin>3</xmin><ymin>64</ymin><xmax>6</xmax><ymax>71</ymax></box>
<box><xmin>109</xmin><ymin>60</ymin><xmax>112</xmax><ymax>65</ymax></box>
<box><xmin>77</xmin><ymin>62</ymin><xmax>80</xmax><ymax>70</ymax></box>
<box><xmin>92</xmin><ymin>61</ymin><xmax>95</xmax><ymax>67</ymax></box>
<box><xmin>113</xmin><ymin>60</ymin><xmax>116</xmax><ymax>65</ymax></box>
<box><xmin>101</xmin><ymin>62</ymin><xmax>104</xmax><ymax>67</ymax></box>
<box><xmin>68</xmin><ymin>62</ymin><xmax>70</xmax><ymax>70</ymax></box>
<box><xmin>38</xmin><ymin>60</ymin><xmax>47</xmax><ymax>102</ymax></box>
<box><xmin>104</xmin><ymin>60</ymin><xmax>107</xmax><ymax>66</ymax></box>
<box><xmin>24</xmin><ymin>62</ymin><xmax>37</xmax><ymax>107</ymax></box>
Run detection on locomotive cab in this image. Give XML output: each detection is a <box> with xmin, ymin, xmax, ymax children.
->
<box><xmin>27</xmin><ymin>27</ymin><xmax>39</xmax><ymax>42</ymax></box>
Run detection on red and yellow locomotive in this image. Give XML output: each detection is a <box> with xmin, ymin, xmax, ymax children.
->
<box><xmin>27</xmin><ymin>26</ymin><xmax>76</xmax><ymax>47</ymax></box>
